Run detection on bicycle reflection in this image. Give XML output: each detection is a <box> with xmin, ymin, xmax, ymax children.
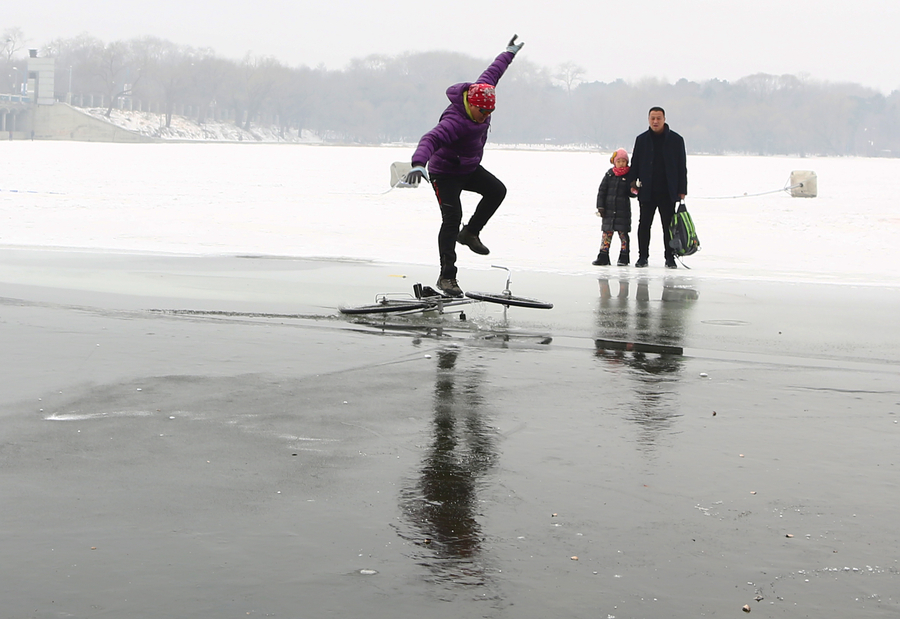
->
<box><xmin>595</xmin><ymin>277</ymin><xmax>699</xmax><ymax>448</ymax></box>
<box><xmin>398</xmin><ymin>348</ymin><xmax>497</xmax><ymax>586</ymax></box>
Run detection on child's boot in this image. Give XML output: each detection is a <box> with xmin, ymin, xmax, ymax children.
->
<box><xmin>617</xmin><ymin>250</ymin><xmax>630</xmax><ymax>266</ymax></box>
<box><xmin>592</xmin><ymin>250</ymin><xmax>610</xmax><ymax>266</ymax></box>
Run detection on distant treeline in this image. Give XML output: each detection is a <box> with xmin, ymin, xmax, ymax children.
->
<box><xmin>3</xmin><ymin>28</ymin><xmax>899</xmax><ymax>156</ymax></box>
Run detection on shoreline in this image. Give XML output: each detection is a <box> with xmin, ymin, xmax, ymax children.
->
<box><xmin>4</xmin><ymin>241</ymin><xmax>899</xmax><ymax>289</ymax></box>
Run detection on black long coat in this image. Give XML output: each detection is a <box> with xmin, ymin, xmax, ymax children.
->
<box><xmin>630</xmin><ymin>123</ymin><xmax>687</xmax><ymax>204</ymax></box>
<box><xmin>596</xmin><ymin>168</ymin><xmax>633</xmax><ymax>232</ymax></box>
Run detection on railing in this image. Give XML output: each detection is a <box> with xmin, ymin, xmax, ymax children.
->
<box><xmin>0</xmin><ymin>94</ymin><xmax>31</xmax><ymax>104</ymax></box>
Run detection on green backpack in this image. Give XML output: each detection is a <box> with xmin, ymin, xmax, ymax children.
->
<box><xmin>668</xmin><ymin>201</ymin><xmax>700</xmax><ymax>257</ymax></box>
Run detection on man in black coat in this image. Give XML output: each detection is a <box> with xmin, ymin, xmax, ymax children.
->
<box><xmin>630</xmin><ymin>107</ymin><xmax>687</xmax><ymax>268</ymax></box>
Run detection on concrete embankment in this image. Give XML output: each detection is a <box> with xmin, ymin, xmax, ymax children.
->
<box><xmin>29</xmin><ymin>103</ymin><xmax>154</xmax><ymax>142</ymax></box>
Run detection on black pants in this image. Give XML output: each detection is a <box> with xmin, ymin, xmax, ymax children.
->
<box><xmin>637</xmin><ymin>195</ymin><xmax>675</xmax><ymax>261</ymax></box>
<box><xmin>430</xmin><ymin>166</ymin><xmax>506</xmax><ymax>279</ymax></box>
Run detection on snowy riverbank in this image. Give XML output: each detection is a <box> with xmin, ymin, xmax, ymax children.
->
<box><xmin>80</xmin><ymin>107</ymin><xmax>324</xmax><ymax>143</ymax></box>
<box><xmin>76</xmin><ymin>108</ymin><xmax>598</xmax><ymax>151</ymax></box>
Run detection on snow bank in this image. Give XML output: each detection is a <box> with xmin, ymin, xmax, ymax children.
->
<box><xmin>80</xmin><ymin>107</ymin><xmax>324</xmax><ymax>144</ymax></box>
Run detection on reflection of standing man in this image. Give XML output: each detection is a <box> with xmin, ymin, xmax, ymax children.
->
<box><xmin>594</xmin><ymin>277</ymin><xmax>698</xmax><ymax>449</ymax></box>
<box><xmin>630</xmin><ymin>107</ymin><xmax>687</xmax><ymax>269</ymax></box>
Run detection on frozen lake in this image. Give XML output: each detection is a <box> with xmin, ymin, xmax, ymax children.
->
<box><xmin>4</xmin><ymin>142</ymin><xmax>900</xmax><ymax>618</ymax></box>
<box><xmin>2</xmin><ymin>141</ymin><xmax>899</xmax><ymax>286</ymax></box>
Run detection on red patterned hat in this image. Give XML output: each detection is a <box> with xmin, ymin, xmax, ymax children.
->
<box><xmin>467</xmin><ymin>83</ymin><xmax>496</xmax><ymax>110</ymax></box>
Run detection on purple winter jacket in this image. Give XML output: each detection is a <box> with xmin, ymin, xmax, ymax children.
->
<box><xmin>411</xmin><ymin>51</ymin><xmax>515</xmax><ymax>177</ymax></box>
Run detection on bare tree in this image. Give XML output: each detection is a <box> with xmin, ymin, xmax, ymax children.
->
<box><xmin>236</xmin><ymin>55</ymin><xmax>283</xmax><ymax>131</ymax></box>
<box><xmin>191</xmin><ymin>51</ymin><xmax>237</xmax><ymax>123</ymax></box>
<box><xmin>92</xmin><ymin>40</ymin><xmax>145</xmax><ymax>117</ymax></box>
<box><xmin>137</xmin><ymin>38</ymin><xmax>198</xmax><ymax>127</ymax></box>
<box><xmin>554</xmin><ymin>62</ymin><xmax>586</xmax><ymax>95</ymax></box>
<box><xmin>2</xmin><ymin>26</ymin><xmax>27</xmax><ymax>62</ymax></box>
<box><xmin>46</xmin><ymin>33</ymin><xmax>105</xmax><ymax>103</ymax></box>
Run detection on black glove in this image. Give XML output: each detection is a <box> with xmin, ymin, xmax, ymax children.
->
<box><xmin>506</xmin><ymin>34</ymin><xmax>524</xmax><ymax>55</ymax></box>
<box><xmin>403</xmin><ymin>165</ymin><xmax>429</xmax><ymax>187</ymax></box>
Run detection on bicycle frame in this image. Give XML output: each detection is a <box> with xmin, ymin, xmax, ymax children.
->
<box><xmin>339</xmin><ymin>265</ymin><xmax>552</xmax><ymax>317</ymax></box>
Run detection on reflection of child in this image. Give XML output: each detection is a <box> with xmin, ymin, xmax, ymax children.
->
<box><xmin>592</xmin><ymin>148</ymin><xmax>634</xmax><ymax>266</ymax></box>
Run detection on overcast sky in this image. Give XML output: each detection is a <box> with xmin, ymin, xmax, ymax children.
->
<box><xmin>7</xmin><ymin>0</ymin><xmax>900</xmax><ymax>93</ymax></box>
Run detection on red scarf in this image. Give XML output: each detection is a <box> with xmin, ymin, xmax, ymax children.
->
<box><xmin>613</xmin><ymin>165</ymin><xmax>630</xmax><ymax>177</ymax></box>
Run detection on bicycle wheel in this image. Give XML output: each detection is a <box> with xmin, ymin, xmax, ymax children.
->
<box><xmin>339</xmin><ymin>299</ymin><xmax>431</xmax><ymax>315</ymax></box>
<box><xmin>465</xmin><ymin>291</ymin><xmax>553</xmax><ymax>309</ymax></box>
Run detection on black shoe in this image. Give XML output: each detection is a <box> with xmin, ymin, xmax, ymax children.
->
<box><xmin>665</xmin><ymin>258</ymin><xmax>678</xmax><ymax>269</ymax></box>
<box><xmin>592</xmin><ymin>251</ymin><xmax>610</xmax><ymax>266</ymax></box>
<box><xmin>617</xmin><ymin>250</ymin><xmax>630</xmax><ymax>266</ymax></box>
<box><xmin>635</xmin><ymin>257</ymin><xmax>648</xmax><ymax>268</ymax></box>
<box><xmin>436</xmin><ymin>278</ymin><xmax>463</xmax><ymax>298</ymax></box>
<box><xmin>418</xmin><ymin>285</ymin><xmax>442</xmax><ymax>298</ymax></box>
<box><xmin>457</xmin><ymin>226</ymin><xmax>490</xmax><ymax>255</ymax></box>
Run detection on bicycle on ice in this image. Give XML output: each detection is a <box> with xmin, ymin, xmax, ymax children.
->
<box><xmin>339</xmin><ymin>265</ymin><xmax>553</xmax><ymax>319</ymax></box>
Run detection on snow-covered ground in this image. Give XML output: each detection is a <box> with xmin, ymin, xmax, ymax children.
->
<box><xmin>2</xmin><ymin>141</ymin><xmax>899</xmax><ymax>287</ymax></box>
<box><xmin>81</xmin><ymin>107</ymin><xmax>322</xmax><ymax>143</ymax></box>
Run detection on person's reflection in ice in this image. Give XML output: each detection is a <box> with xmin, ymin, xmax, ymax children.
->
<box><xmin>398</xmin><ymin>347</ymin><xmax>498</xmax><ymax>587</ymax></box>
<box><xmin>594</xmin><ymin>278</ymin><xmax>632</xmax><ymax>369</ymax></box>
<box><xmin>595</xmin><ymin>276</ymin><xmax>698</xmax><ymax>448</ymax></box>
<box><xmin>597</xmin><ymin>277</ymin><xmax>631</xmax><ymax>327</ymax></box>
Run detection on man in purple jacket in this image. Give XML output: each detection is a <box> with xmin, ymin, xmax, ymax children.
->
<box><xmin>404</xmin><ymin>35</ymin><xmax>525</xmax><ymax>297</ymax></box>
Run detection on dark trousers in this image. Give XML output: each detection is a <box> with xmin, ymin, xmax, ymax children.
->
<box><xmin>637</xmin><ymin>195</ymin><xmax>675</xmax><ymax>261</ymax></box>
<box><xmin>430</xmin><ymin>166</ymin><xmax>506</xmax><ymax>279</ymax></box>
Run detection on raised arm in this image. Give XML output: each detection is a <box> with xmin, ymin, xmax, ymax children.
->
<box><xmin>474</xmin><ymin>35</ymin><xmax>524</xmax><ymax>86</ymax></box>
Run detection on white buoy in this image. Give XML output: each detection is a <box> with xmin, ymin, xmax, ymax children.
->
<box><xmin>790</xmin><ymin>171</ymin><xmax>817</xmax><ymax>197</ymax></box>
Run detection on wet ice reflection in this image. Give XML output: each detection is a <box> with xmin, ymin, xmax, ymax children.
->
<box><xmin>398</xmin><ymin>348</ymin><xmax>498</xmax><ymax>587</ymax></box>
<box><xmin>594</xmin><ymin>276</ymin><xmax>699</xmax><ymax>447</ymax></box>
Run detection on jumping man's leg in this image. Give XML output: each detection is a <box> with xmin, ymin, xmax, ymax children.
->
<box><xmin>462</xmin><ymin>166</ymin><xmax>507</xmax><ymax>235</ymax></box>
<box><xmin>430</xmin><ymin>175</ymin><xmax>464</xmax><ymax>280</ymax></box>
